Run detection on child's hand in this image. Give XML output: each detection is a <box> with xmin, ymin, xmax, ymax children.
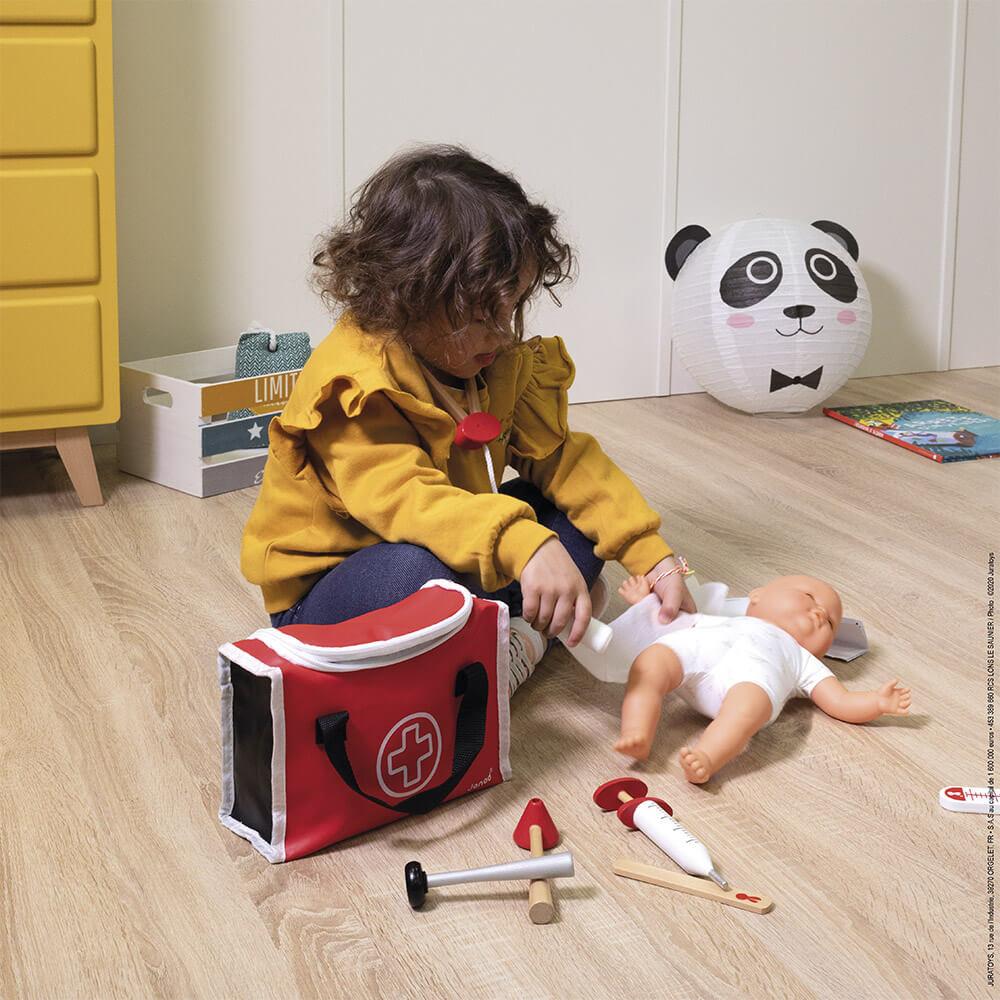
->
<box><xmin>645</xmin><ymin>556</ymin><xmax>697</xmax><ymax>624</ymax></box>
<box><xmin>618</xmin><ymin>575</ymin><xmax>652</xmax><ymax>604</ymax></box>
<box><xmin>520</xmin><ymin>538</ymin><xmax>591</xmax><ymax>645</ymax></box>
<box><xmin>876</xmin><ymin>678</ymin><xmax>911</xmax><ymax>716</ymax></box>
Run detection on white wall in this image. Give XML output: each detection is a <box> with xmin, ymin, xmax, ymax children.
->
<box><xmin>112</xmin><ymin>0</ymin><xmax>341</xmax><ymax>365</ymax></box>
<box><xmin>112</xmin><ymin>0</ymin><xmax>997</xmax><ymax>403</ymax></box>
<box><xmin>668</xmin><ymin>0</ymin><xmax>969</xmax><ymax>393</ymax></box>
<box><xmin>343</xmin><ymin>0</ymin><xmax>671</xmax><ymax>403</ymax></box>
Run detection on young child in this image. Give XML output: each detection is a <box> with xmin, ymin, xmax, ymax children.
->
<box><xmin>612</xmin><ymin>573</ymin><xmax>911</xmax><ymax>781</ymax></box>
<box><xmin>240</xmin><ymin>145</ymin><xmax>693</xmax><ymax>691</ymax></box>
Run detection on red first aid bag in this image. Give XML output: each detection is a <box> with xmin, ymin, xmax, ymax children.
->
<box><xmin>218</xmin><ymin>580</ymin><xmax>511</xmax><ymax>862</ymax></box>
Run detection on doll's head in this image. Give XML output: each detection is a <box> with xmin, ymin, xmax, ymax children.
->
<box><xmin>311</xmin><ymin>144</ymin><xmax>575</xmax><ymax>377</ymax></box>
<box><xmin>746</xmin><ymin>575</ymin><xmax>843</xmax><ymax>657</ymax></box>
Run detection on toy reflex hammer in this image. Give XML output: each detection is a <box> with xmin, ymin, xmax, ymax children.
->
<box><xmin>405</xmin><ymin>852</ymin><xmax>574</xmax><ymax>909</ymax></box>
<box><xmin>593</xmin><ymin>777</ymin><xmax>729</xmax><ymax>889</ymax></box>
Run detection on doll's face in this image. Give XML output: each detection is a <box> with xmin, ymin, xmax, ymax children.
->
<box><xmin>747</xmin><ymin>575</ymin><xmax>843</xmax><ymax>656</ymax></box>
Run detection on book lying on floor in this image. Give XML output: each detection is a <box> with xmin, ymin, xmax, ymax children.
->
<box><xmin>823</xmin><ymin>399</ymin><xmax>1000</xmax><ymax>463</ymax></box>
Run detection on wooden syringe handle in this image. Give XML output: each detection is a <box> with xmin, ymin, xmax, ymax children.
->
<box><xmin>527</xmin><ymin>824</ymin><xmax>554</xmax><ymax>924</ymax></box>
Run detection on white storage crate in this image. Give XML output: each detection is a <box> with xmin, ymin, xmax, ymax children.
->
<box><xmin>119</xmin><ymin>343</ymin><xmax>310</xmax><ymax>497</ymax></box>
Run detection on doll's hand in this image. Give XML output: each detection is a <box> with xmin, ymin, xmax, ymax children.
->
<box><xmin>520</xmin><ymin>538</ymin><xmax>592</xmax><ymax>645</ymax></box>
<box><xmin>645</xmin><ymin>556</ymin><xmax>697</xmax><ymax>624</ymax></box>
<box><xmin>876</xmin><ymin>678</ymin><xmax>911</xmax><ymax>716</ymax></box>
<box><xmin>618</xmin><ymin>574</ymin><xmax>652</xmax><ymax>605</ymax></box>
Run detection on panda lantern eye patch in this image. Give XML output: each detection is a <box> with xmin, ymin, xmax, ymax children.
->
<box><xmin>720</xmin><ymin>251</ymin><xmax>783</xmax><ymax>309</ymax></box>
<box><xmin>805</xmin><ymin>248</ymin><xmax>858</xmax><ymax>303</ymax></box>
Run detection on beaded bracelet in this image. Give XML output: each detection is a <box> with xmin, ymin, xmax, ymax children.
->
<box><xmin>649</xmin><ymin>555</ymin><xmax>694</xmax><ymax>589</ymax></box>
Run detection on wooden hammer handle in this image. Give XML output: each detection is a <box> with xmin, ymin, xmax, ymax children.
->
<box><xmin>527</xmin><ymin>824</ymin><xmax>554</xmax><ymax>924</ymax></box>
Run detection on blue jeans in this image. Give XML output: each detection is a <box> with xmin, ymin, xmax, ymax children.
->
<box><xmin>270</xmin><ymin>478</ymin><xmax>604</xmax><ymax>627</ymax></box>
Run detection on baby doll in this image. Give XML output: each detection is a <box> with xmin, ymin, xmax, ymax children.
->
<box><xmin>613</xmin><ymin>573</ymin><xmax>911</xmax><ymax>783</ymax></box>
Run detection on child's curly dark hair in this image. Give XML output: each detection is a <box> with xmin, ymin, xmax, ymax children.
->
<box><xmin>311</xmin><ymin>144</ymin><xmax>574</xmax><ymax>344</ymax></box>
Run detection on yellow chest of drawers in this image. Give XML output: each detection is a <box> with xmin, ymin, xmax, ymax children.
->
<box><xmin>0</xmin><ymin>0</ymin><xmax>118</xmax><ymax>505</ymax></box>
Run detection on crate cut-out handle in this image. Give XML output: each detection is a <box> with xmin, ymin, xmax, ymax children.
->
<box><xmin>143</xmin><ymin>387</ymin><xmax>173</xmax><ymax>408</ymax></box>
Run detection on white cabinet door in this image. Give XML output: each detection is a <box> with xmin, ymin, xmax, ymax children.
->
<box><xmin>669</xmin><ymin>0</ymin><xmax>961</xmax><ymax>393</ymax></box>
<box><xmin>343</xmin><ymin>0</ymin><xmax>672</xmax><ymax>403</ymax></box>
<box><xmin>951</xmin><ymin>0</ymin><xmax>1000</xmax><ymax>371</ymax></box>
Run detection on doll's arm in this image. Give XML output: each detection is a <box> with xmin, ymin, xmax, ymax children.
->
<box><xmin>810</xmin><ymin>676</ymin><xmax>911</xmax><ymax>724</ymax></box>
<box><xmin>618</xmin><ymin>574</ymin><xmax>652</xmax><ymax>605</ymax></box>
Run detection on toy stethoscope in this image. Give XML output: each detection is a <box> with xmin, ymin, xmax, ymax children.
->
<box><xmin>420</xmin><ymin>362</ymin><xmax>615</xmax><ymax>654</ymax></box>
<box><xmin>420</xmin><ymin>364</ymin><xmax>503</xmax><ymax>493</ymax></box>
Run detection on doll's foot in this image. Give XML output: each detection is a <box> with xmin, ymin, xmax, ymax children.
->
<box><xmin>679</xmin><ymin>746</ymin><xmax>715</xmax><ymax>784</ymax></box>
<box><xmin>615</xmin><ymin>730</ymin><xmax>653</xmax><ymax>761</ymax></box>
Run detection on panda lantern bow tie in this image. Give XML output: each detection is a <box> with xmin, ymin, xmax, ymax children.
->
<box><xmin>770</xmin><ymin>366</ymin><xmax>823</xmax><ymax>392</ymax></box>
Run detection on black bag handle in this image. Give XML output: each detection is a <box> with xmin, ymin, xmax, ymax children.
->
<box><xmin>314</xmin><ymin>661</ymin><xmax>489</xmax><ymax>816</ymax></box>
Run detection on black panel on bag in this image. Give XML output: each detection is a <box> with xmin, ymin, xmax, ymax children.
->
<box><xmin>229</xmin><ymin>663</ymin><xmax>274</xmax><ymax>843</ymax></box>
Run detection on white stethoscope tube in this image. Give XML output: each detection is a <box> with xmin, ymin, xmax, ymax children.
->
<box><xmin>483</xmin><ymin>448</ymin><xmax>498</xmax><ymax>494</ymax></box>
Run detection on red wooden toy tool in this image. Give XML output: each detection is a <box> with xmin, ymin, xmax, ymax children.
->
<box><xmin>454</xmin><ymin>411</ymin><xmax>502</xmax><ymax>450</ymax></box>
<box><xmin>594</xmin><ymin>777</ymin><xmax>729</xmax><ymax>889</ymax></box>
<box><xmin>593</xmin><ymin>776</ymin><xmax>673</xmax><ymax>828</ymax></box>
<box><xmin>513</xmin><ymin>798</ymin><xmax>560</xmax><ymax>924</ymax></box>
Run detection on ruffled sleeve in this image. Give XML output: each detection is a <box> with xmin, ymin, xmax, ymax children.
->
<box><xmin>508</xmin><ymin>335</ymin><xmax>576</xmax><ymax>461</ymax></box>
<box><xmin>281</xmin><ymin>365</ymin><xmax>456</xmax><ymax>473</ymax></box>
<box><xmin>505</xmin><ymin>334</ymin><xmax>675</xmax><ymax>577</ymax></box>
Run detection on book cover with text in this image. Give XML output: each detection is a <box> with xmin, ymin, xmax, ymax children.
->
<box><xmin>824</xmin><ymin>399</ymin><xmax>1000</xmax><ymax>463</ymax></box>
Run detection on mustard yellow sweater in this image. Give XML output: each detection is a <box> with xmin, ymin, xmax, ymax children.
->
<box><xmin>241</xmin><ymin>317</ymin><xmax>673</xmax><ymax>613</ymax></box>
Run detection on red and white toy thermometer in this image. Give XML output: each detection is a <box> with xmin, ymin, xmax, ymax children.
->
<box><xmin>939</xmin><ymin>786</ymin><xmax>999</xmax><ymax>813</ymax></box>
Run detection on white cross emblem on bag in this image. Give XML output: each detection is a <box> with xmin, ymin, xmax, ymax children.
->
<box><xmin>376</xmin><ymin>712</ymin><xmax>443</xmax><ymax>798</ymax></box>
<box><xmin>387</xmin><ymin>723</ymin><xmax>434</xmax><ymax>788</ymax></box>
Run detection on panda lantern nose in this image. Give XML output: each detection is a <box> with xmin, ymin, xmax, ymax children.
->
<box><xmin>783</xmin><ymin>304</ymin><xmax>815</xmax><ymax>319</ymax></box>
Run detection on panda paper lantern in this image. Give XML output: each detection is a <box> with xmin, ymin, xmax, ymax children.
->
<box><xmin>665</xmin><ymin>218</ymin><xmax>871</xmax><ymax>414</ymax></box>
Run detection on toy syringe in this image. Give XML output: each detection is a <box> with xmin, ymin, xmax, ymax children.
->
<box><xmin>594</xmin><ymin>778</ymin><xmax>729</xmax><ymax>889</ymax></box>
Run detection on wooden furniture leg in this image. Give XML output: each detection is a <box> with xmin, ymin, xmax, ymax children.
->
<box><xmin>0</xmin><ymin>428</ymin><xmax>105</xmax><ymax>508</ymax></box>
<box><xmin>54</xmin><ymin>427</ymin><xmax>104</xmax><ymax>506</ymax></box>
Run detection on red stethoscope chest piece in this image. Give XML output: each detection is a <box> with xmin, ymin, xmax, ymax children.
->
<box><xmin>454</xmin><ymin>411</ymin><xmax>502</xmax><ymax>450</ymax></box>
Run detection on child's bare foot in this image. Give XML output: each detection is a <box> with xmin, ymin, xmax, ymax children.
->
<box><xmin>615</xmin><ymin>730</ymin><xmax>653</xmax><ymax>760</ymax></box>
<box><xmin>679</xmin><ymin>746</ymin><xmax>715</xmax><ymax>783</ymax></box>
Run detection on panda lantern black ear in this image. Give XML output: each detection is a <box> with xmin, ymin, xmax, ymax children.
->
<box><xmin>665</xmin><ymin>224</ymin><xmax>711</xmax><ymax>280</ymax></box>
<box><xmin>812</xmin><ymin>220</ymin><xmax>859</xmax><ymax>261</ymax></box>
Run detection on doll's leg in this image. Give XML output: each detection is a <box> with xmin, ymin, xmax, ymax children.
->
<box><xmin>679</xmin><ymin>682</ymin><xmax>773</xmax><ymax>784</ymax></box>
<box><xmin>615</xmin><ymin>644</ymin><xmax>685</xmax><ymax>760</ymax></box>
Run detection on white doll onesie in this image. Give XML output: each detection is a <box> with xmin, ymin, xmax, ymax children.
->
<box><xmin>654</xmin><ymin>614</ymin><xmax>834</xmax><ymax>726</ymax></box>
<box><xmin>563</xmin><ymin>579</ymin><xmax>835</xmax><ymax>725</ymax></box>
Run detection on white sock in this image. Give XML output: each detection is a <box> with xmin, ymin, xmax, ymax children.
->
<box><xmin>507</xmin><ymin>616</ymin><xmax>547</xmax><ymax>696</ymax></box>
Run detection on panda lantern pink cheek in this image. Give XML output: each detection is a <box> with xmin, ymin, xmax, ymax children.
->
<box><xmin>726</xmin><ymin>313</ymin><xmax>755</xmax><ymax>329</ymax></box>
<box><xmin>837</xmin><ymin>309</ymin><xmax>857</xmax><ymax>325</ymax></box>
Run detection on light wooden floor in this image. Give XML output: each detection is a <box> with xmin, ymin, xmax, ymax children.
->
<box><xmin>2</xmin><ymin>368</ymin><xmax>996</xmax><ymax>1000</ymax></box>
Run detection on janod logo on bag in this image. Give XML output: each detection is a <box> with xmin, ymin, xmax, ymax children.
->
<box><xmin>467</xmin><ymin>768</ymin><xmax>495</xmax><ymax>791</ymax></box>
